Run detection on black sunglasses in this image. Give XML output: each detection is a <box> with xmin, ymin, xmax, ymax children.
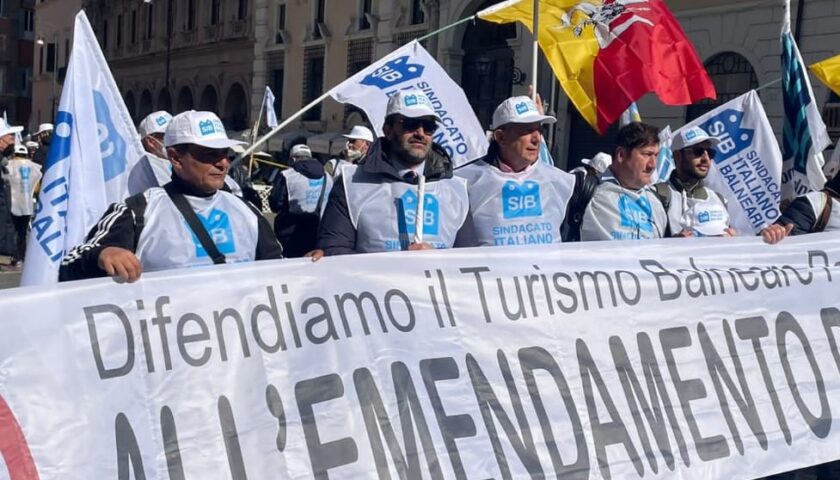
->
<box><xmin>686</xmin><ymin>146</ymin><xmax>716</xmax><ymax>160</ymax></box>
<box><xmin>397</xmin><ymin>117</ymin><xmax>438</xmax><ymax>134</ymax></box>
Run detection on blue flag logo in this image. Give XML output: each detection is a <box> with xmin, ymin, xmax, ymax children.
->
<box><xmin>93</xmin><ymin>90</ymin><xmax>128</xmax><ymax>181</ymax></box>
<box><xmin>361</xmin><ymin>56</ymin><xmax>424</xmax><ymax>90</ymax></box>
<box><xmin>502</xmin><ymin>180</ymin><xmax>542</xmax><ymax>219</ymax></box>
<box><xmin>700</xmin><ymin>109</ymin><xmax>754</xmax><ymax>164</ymax></box>
<box><xmin>45</xmin><ymin>111</ymin><xmax>73</xmax><ymax>171</ymax></box>
<box><xmin>189</xmin><ymin>208</ymin><xmax>236</xmax><ymax>258</ymax></box>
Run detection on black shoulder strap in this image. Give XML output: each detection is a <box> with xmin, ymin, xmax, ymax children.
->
<box><xmin>124</xmin><ymin>192</ymin><xmax>147</xmax><ymax>250</ymax></box>
<box><xmin>315</xmin><ymin>175</ymin><xmax>329</xmax><ymax>215</ymax></box>
<box><xmin>653</xmin><ymin>183</ymin><xmax>671</xmax><ymax>211</ymax></box>
<box><xmin>814</xmin><ymin>191</ymin><xmax>835</xmax><ymax>233</ymax></box>
<box><xmin>163</xmin><ymin>183</ymin><xmax>226</xmax><ymax>264</ymax></box>
<box><xmin>562</xmin><ymin>170</ymin><xmax>600</xmax><ymax>242</ymax></box>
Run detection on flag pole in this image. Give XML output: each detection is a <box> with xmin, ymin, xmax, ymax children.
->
<box><xmin>531</xmin><ymin>0</ymin><xmax>540</xmax><ymax>102</ymax></box>
<box><xmin>248</xmin><ymin>91</ymin><xmax>267</xmax><ymax>177</ymax></box>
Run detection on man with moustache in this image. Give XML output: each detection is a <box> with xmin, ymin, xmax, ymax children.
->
<box><xmin>315</xmin><ymin>89</ymin><xmax>469</xmax><ymax>255</ymax></box>
<box><xmin>60</xmin><ymin>111</ymin><xmax>283</xmax><ymax>283</ymax></box>
<box><xmin>656</xmin><ymin>126</ymin><xmax>734</xmax><ymax>237</ymax></box>
<box><xmin>579</xmin><ymin>121</ymin><xmax>670</xmax><ymax>241</ymax></box>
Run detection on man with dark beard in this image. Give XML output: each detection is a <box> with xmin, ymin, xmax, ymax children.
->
<box><xmin>655</xmin><ymin>126</ymin><xmax>735</xmax><ymax>237</ymax></box>
<box><xmin>315</xmin><ymin>89</ymin><xmax>469</xmax><ymax>255</ymax></box>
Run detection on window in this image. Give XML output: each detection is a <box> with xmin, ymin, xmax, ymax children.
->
<box><xmin>210</xmin><ymin>0</ymin><xmax>220</xmax><ymax>25</ymax></box>
<box><xmin>23</xmin><ymin>9</ymin><xmax>34</xmax><ymax>33</ymax></box>
<box><xmin>131</xmin><ymin>10</ymin><xmax>137</xmax><ymax>44</ymax></box>
<box><xmin>302</xmin><ymin>47</ymin><xmax>324</xmax><ymax>121</ymax></box>
<box><xmin>39</xmin><ymin>46</ymin><xmax>43</xmax><ymax>74</ymax></box>
<box><xmin>238</xmin><ymin>0</ymin><xmax>247</xmax><ymax>20</ymax></box>
<box><xmin>685</xmin><ymin>52</ymin><xmax>757</xmax><ymax>122</ymax></box>
<box><xmin>146</xmin><ymin>3</ymin><xmax>154</xmax><ymax>39</ymax></box>
<box><xmin>116</xmin><ymin>14</ymin><xmax>123</xmax><ymax>46</ymax></box>
<box><xmin>312</xmin><ymin>0</ymin><xmax>325</xmax><ymax>39</ymax></box>
<box><xmin>19</xmin><ymin>67</ymin><xmax>32</xmax><ymax>96</ymax></box>
<box><xmin>46</xmin><ymin>43</ymin><xmax>55</xmax><ymax>72</ymax></box>
<box><xmin>410</xmin><ymin>0</ymin><xmax>425</xmax><ymax>25</ymax></box>
<box><xmin>359</xmin><ymin>0</ymin><xmax>371</xmax><ymax>30</ymax></box>
<box><xmin>272</xmin><ymin>68</ymin><xmax>284</xmax><ymax>116</ymax></box>
<box><xmin>187</xmin><ymin>0</ymin><xmax>196</xmax><ymax>30</ymax></box>
<box><xmin>275</xmin><ymin>2</ymin><xmax>285</xmax><ymax>44</ymax></box>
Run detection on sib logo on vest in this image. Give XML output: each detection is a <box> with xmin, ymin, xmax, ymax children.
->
<box><xmin>398</xmin><ymin>190</ymin><xmax>439</xmax><ymax>236</ymax></box>
<box><xmin>187</xmin><ymin>208</ymin><xmax>236</xmax><ymax>258</ymax></box>
<box><xmin>502</xmin><ymin>180</ymin><xmax>542</xmax><ymax>219</ymax></box>
<box><xmin>361</xmin><ymin>56</ymin><xmax>424</xmax><ymax>90</ymax></box>
<box><xmin>305</xmin><ymin>177</ymin><xmax>325</xmax><ymax>205</ymax></box>
<box><xmin>618</xmin><ymin>194</ymin><xmax>654</xmax><ymax>233</ymax></box>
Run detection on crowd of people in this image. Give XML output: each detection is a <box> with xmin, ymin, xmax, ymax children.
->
<box><xmin>0</xmin><ymin>86</ymin><xmax>835</xmax><ymax>283</ymax></box>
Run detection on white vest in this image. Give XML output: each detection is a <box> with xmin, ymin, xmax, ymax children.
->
<box><xmin>341</xmin><ymin>164</ymin><xmax>469</xmax><ymax>253</ymax></box>
<box><xmin>456</xmin><ymin>160</ymin><xmax>575</xmax><ymax>247</ymax></box>
<box><xmin>581</xmin><ymin>173</ymin><xmax>668</xmax><ymax>241</ymax></box>
<box><xmin>6</xmin><ymin>159</ymin><xmax>42</xmax><ymax>216</ymax></box>
<box><xmin>282</xmin><ymin>169</ymin><xmax>333</xmax><ymax>216</ymax></box>
<box><xmin>805</xmin><ymin>191</ymin><xmax>840</xmax><ymax>231</ymax></box>
<box><xmin>135</xmin><ymin>188</ymin><xmax>259</xmax><ymax>273</ymax></box>
<box><xmin>663</xmin><ymin>183</ymin><xmax>729</xmax><ymax>235</ymax></box>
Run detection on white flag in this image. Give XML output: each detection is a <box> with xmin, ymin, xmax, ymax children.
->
<box><xmin>21</xmin><ymin>11</ymin><xmax>144</xmax><ymax>286</ymax></box>
<box><xmin>264</xmin><ymin>86</ymin><xmax>278</xmax><ymax>128</ymax></box>
<box><xmin>677</xmin><ymin>90</ymin><xmax>783</xmax><ymax>235</ymax></box>
<box><xmin>328</xmin><ymin>40</ymin><xmax>488</xmax><ymax>166</ymax></box>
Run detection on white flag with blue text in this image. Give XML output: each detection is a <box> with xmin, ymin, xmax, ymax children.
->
<box><xmin>264</xmin><ymin>86</ymin><xmax>278</xmax><ymax>128</ymax></box>
<box><xmin>328</xmin><ymin>40</ymin><xmax>488</xmax><ymax>167</ymax></box>
<box><xmin>781</xmin><ymin>0</ymin><xmax>830</xmax><ymax>199</ymax></box>
<box><xmin>21</xmin><ymin>11</ymin><xmax>144</xmax><ymax>286</ymax></box>
<box><xmin>678</xmin><ymin>90</ymin><xmax>783</xmax><ymax>235</ymax></box>
<box><xmin>653</xmin><ymin>125</ymin><xmax>674</xmax><ymax>184</ymax></box>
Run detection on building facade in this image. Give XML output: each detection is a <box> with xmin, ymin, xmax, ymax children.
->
<box><xmin>44</xmin><ymin>0</ymin><xmax>840</xmax><ymax>168</ymax></box>
<box><xmin>0</xmin><ymin>0</ymin><xmax>35</xmax><ymax>129</ymax></box>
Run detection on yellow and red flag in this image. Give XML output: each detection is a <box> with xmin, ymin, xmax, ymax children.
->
<box><xmin>810</xmin><ymin>53</ymin><xmax>840</xmax><ymax>97</ymax></box>
<box><xmin>478</xmin><ymin>0</ymin><xmax>716</xmax><ymax>134</ymax></box>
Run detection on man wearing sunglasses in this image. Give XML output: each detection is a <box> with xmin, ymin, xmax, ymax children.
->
<box><xmin>316</xmin><ymin>89</ymin><xmax>469</xmax><ymax>255</ymax></box>
<box><xmin>60</xmin><ymin>111</ymin><xmax>284</xmax><ymax>282</ymax></box>
<box><xmin>455</xmin><ymin>96</ymin><xmax>575</xmax><ymax>247</ymax></box>
<box><xmin>655</xmin><ymin>126</ymin><xmax>734</xmax><ymax>237</ymax></box>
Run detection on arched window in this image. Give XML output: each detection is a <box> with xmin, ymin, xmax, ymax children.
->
<box><xmin>685</xmin><ymin>52</ymin><xmax>758</xmax><ymax>122</ymax></box>
<box><xmin>176</xmin><ymin>86</ymin><xmax>194</xmax><ymax>114</ymax></box>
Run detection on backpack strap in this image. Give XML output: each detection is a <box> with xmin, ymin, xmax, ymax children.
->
<box><xmin>652</xmin><ymin>183</ymin><xmax>673</xmax><ymax>237</ymax></box>
<box><xmin>124</xmin><ymin>192</ymin><xmax>147</xmax><ymax>250</ymax></box>
<box><xmin>562</xmin><ymin>170</ymin><xmax>600</xmax><ymax>242</ymax></box>
<box><xmin>814</xmin><ymin>191</ymin><xmax>835</xmax><ymax>233</ymax></box>
<box><xmin>164</xmin><ymin>183</ymin><xmax>226</xmax><ymax>265</ymax></box>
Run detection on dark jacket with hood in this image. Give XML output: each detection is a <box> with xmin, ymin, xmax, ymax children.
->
<box><xmin>269</xmin><ymin>158</ymin><xmax>328</xmax><ymax>257</ymax></box>
<box><xmin>316</xmin><ymin>137</ymin><xmax>455</xmax><ymax>256</ymax></box>
<box><xmin>774</xmin><ymin>174</ymin><xmax>840</xmax><ymax>234</ymax></box>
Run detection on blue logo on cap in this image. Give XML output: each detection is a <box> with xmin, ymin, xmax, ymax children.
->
<box><xmin>404</xmin><ymin>95</ymin><xmax>419</xmax><ymax>106</ymax></box>
<box><xmin>618</xmin><ymin>194</ymin><xmax>653</xmax><ymax>233</ymax></box>
<box><xmin>199</xmin><ymin>119</ymin><xmax>216</xmax><ymax>136</ymax></box>
<box><xmin>697</xmin><ymin>211</ymin><xmax>710</xmax><ymax>223</ymax></box>
<box><xmin>515</xmin><ymin>102</ymin><xmax>533</xmax><ymax>115</ymax></box>
<box><xmin>361</xmin><ymin>56</ymin><xmax>425</xmax><ymax>90</ymax></box>
<box><xmin>397</xmin><ymin>190</ymin><xmax>440</xmax><ymax>237</ymax></box>
<box><xmin>502</xmin><ymin>180</ymin><xmax>542</xmax><ymax>219</ymax></box>
<box><xmin>155</xmin><ymin>116</ymin><xmax>168</xmax><ymax>126</ymax></box>
<box><xmin>189</xmin><ymin>208</ymin><xmax>236</xmax><ymax>257</ymax></box>
<box><xmin>93</xmin><ymin>90</ymin><xmax>128</xmax><ymax>182</ymax></box>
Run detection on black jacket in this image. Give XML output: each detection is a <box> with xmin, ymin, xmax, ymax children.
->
<box><xmin>59</xmin><ymin>174</ymin><xmax>283</xmax><ymax>282</ymax></box>
<box><xmin>774</xmin><ymin>175</ymin><xmax>840</xmax><ymax>234</ymax></box>
<box><xmin>316</xmin><ymin>138</ymin><xmax>454</xmax><ymax>256</ymax></box>
<box><xmin>269</xmin><ymin>158</ymin><xmax>327</xmax><ymax>258</ymax></box>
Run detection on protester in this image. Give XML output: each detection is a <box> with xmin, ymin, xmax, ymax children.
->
<box><xmin>761</xmin><ymin>172</ymin><xmax>840</xmax><ymax>243</ymax></box>
<box><xmin>25</xmin><ymin>141</ymin><xmax>39</xmax><ymax>158</ymax></box>
<box><xmin>0</xmin><ymin>119</ymin><xmax>22</xmax><ymax>267</ymax></box>
<box><xmin>269</xmin><ymin>144</ymin><xmax>333</xmax><ymax>257</ymax></box>
<box><xmin>576</xmin><ymin>122</ymin><xmax>670</xmax><ymax>241</ymax></box>
<box><xmin>315</xmin><ymin>89</ymin><xmax>469</xmax><ymax>255</ymax></box>
<box><xmin>5</xmin><ymin>145</ymin><xmax>42</xmax><ymax>269</ymax></box>
<box><xmin>31</xmin><ymin>123</ymin><xmax>53</xmax><ymax>167</ymax></box>
<box><xmin>656</xmin><ymin>126</ymin><xmax>735</xmax><ymax>237</ymax></box>
<box><xmin>127</xmin><ymin>111</ymin><xmax>173</xmax><ymax>195</ymax></box>
<box><xmin>455</xmin><ymin>95</ymin><xmax>575</xmax><ymax>247</ymax></box>
<box><xmin>325</xmin><ymin>125</ymin><xmax>374</xmax><ymax>178</ymax></box>
<box><xmin>59</xmin><ymin>110</ymin><xmax>283</xmax><ymax>283</ymax></box>
<box><xmin>571</xmin><ymin>152</ymin><xmax>612</xmax><ymax>177</ymax></box>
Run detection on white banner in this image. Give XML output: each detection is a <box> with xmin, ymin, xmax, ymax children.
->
<box><xmin>677</xmin><ymin>91</ymin><xmax>782</xmax><ymax>235</ymax></box>
<box><xmin>3</xmin><ymin>236</ymin><xmax>840</xmax><ymax>479</ymax></box>
<box><xmin>21</xmin><ymin>11</ymin><xmax>144</xmax><ymax>286</ymax></box>
<box><xmin>328</xmin><ymin>40</ymin><xmax>489</xmax><ymax>167</ymax></box>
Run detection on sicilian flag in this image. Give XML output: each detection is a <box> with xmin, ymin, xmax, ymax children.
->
<box><xmin>21</xmin><ymin>11</ymin><xmax>143</xmax><ymax>285</ymax></box>
<box><xmin>478</xmin><ymin>0</ymin><xmax>716</xmax><ymax>134</ymax></box>
<box><xmin>781</xmin><ymin>0</ymin><xmax>830</xmax><ymax>199</ymax></box>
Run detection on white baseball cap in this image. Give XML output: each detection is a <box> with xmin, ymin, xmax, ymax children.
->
<box><xmin>344</xmin><ymin>125</ymin><xmax>374</xmax><ymax>143</ymax></box>
<box><xmin>687</xmin><ymin>200</ymin><xmax>730</xmax><ymax>237</ymax></box>
<box><xmin>581</xmin><ymin>152</ymin><xmax>612</xmax><ymax>174</ymax></box>
<box><xmin>385</xmin><ymin>89</ymin><xmax>441</xmax><ymax>122</ymax></box>
<box><xmin>25</xmin><ymin>141</ymin><xmax>38</xmax><ymax>149</ymax></box>
<box><xmin>0</xmin><ymin>118</ymin><xmax>23</xmax><ymax>138</ymax></box>
<box><xmin>490</xmin><ymin>96</ymin><xmax>556</xmax><ymax>129</ymax></box>
<box><xmin>34</xmin><ymin>123</ymin><xmax>53</xmax><ymax>135</ymax></box>
<box><xmin>163</xmin><ymin>110</ymin><xmax>245</xmax><ymax>149</ymax></box>
<box><xmin>671</xmin><ymin>125</ymin><xmax>720</xmax><ymax>151</ymax></box>
<box><xmin>290</xmin><ymin>144</ymin><xmax>312</xmax><ymax>158</ymax></box>
<box><xmin>14</xmin><ymin>145</ymin><xmax>28</xmax><ymax>156</ymax></box>
<box><xmin>139</xmin><ymin>111</ymin><xmax>173</xmax><ymax>138</ymax></box>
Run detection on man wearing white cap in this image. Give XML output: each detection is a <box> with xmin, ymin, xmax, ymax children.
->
<box><xmin>325</xmin><ymin>125</ymin><xmax>375</xmax><ymax>178</ymax></box>
<box><xmin>316</xmin><ymin>89</ymin><xmax>469</xmax><ymax>255</ymax></box>
<box><xmin>455</xmin><ymin>96</ymin><xmax>575</xmax><ymax>247</ymax></box>
<box><xmin>655</xmin><ymin>125</ymin><xmax>734</xmax><ymax>237</ymax></box>
<box><xmin>0</xmin><ymin>117</ymin><xmax>24</xmax><ymax>264</ymax></box>
<box><xmin>60</xmin><ymin>110</ymin><xmax>284</xmax><ymax>282</ymax></box>
<box><xmin>31</xmin><ymin>123</ymin><xmax>53</xmax><ymax>167</ymax></box>
<box><xmin>127</xmin><ymin>110</ymin><xmax>174</xmax><ymax>195</ymax></box>
<box><xmin>269</xmin><ymin>144</ymin><xmax>333</xmax><ymax>257</ymax></box>
<box><xmin>4</xmin><ymin>145</ymin><xmax>42</xmax><ymax>269</ymax></box>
